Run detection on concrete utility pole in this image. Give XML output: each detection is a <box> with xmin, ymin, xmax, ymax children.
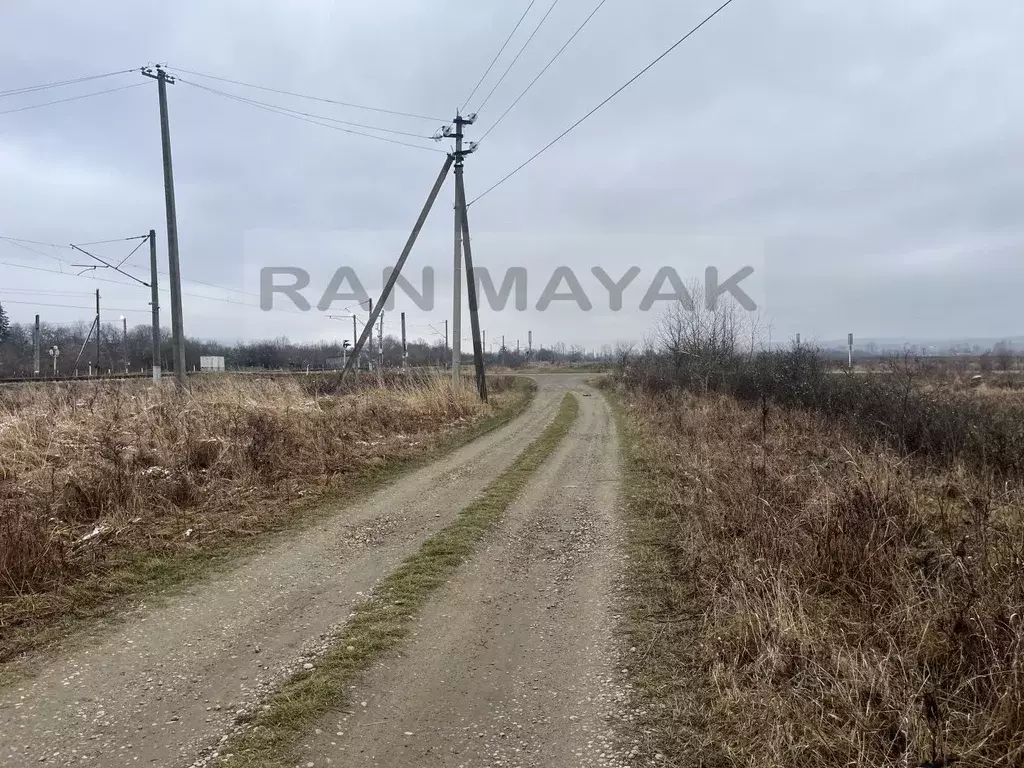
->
<box><xmin>452</xmin><ymin>122</ymin><xmax>487</xmax><ymax>402</ymax></box>
<box><xmin>367</xmin><ymin>299</ymin><xmax>374</xmax><ymax>369</ymax></box>
<box><xmin>341</xmin><ymin>154</ymin><xmax>454</xmax><ymax>380</ymax></box>
<box><xmin>848</xmin><ymin>332</ymin><xmax>854</xmax><ymax>369</ymax></box>
<box><xmin>33</xmin><ymin>314</ymin><xmax>40</xmax><ymax>377</ymax></box>
<box><xmin>451</xmin><ymin>115</ymin><xmax>464</xmax><ymax>388</ymax></box>
<box><xmin>142</xmin><ymin>65</ymin><xmax>186</xmax><ymax>392</ymax></box>
<box><xmin>401</xmin><ymin>311</ymin><xmax>408</xmax><ymax>370</ymax></box>
<box><xmin>378</xmin><ymin>312</ymin><xmax>384</xmax><ymax>371</ymax></box>
<box><xmin>95</xmin><ymin>290</ymin><xmax>101</xmax><ymax>374</ymax></box>
<box><xmin>149</xmin><ymin>229</ymin><xmax>161</xmax><ymax>381</ymax></box>
<box><xmin>528</xmin><ymin>330</ymin><xmax>532</xmax><ymax>358</ymax></box>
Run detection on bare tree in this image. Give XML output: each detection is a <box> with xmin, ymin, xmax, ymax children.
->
<box><xmin>993</xmin><ymin>340</ymin><xmax>1013</xmax><ymax>372</ymax></box>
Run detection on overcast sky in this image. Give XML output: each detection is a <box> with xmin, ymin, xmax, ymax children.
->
<box><xmin>1</xmin><ymin>0</ymin><xmax>1022</xmax><ymax>352</ymax></box>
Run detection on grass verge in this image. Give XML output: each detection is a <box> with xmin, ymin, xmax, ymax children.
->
<box><xmin>216</xmin><ymin>392</ymin><xmax>579</xmax><ymax>768</ymax></box>
<box><xmin>0</xmin><ymin>377</ymin><xmax>536</xmax><ymax>676</ymax></box>
<box><xmin>608</xmin><ymin>380</ymin><xmax>1024</xmax><ymax>767</ymax></box>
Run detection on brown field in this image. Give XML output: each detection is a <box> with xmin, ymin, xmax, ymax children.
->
<box><xmin>0</xmin><ymin>372</ymin><xmax>526</xmax><ymax>663</ymax></box>
<box><xmin>614</xmin><ymin>383</ymin><xmax>1024</xmax><ymax>767</ymax></box>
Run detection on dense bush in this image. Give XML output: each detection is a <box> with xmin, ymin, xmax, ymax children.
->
<box><xmin>622</xmin><ymin>347</ymin><xmax>1024</xmax><ymax>478</ymax></box>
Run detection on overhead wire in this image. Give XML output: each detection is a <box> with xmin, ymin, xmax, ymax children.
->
<box><xmin>0</xmin><ymin>299</ymin><xmax>150</xmax><ymax>313</ymax></box>
<box><xmin>461</xmin><ymin>0</ymin><xmax>538</xmax><ymax>110</ymax></box>
<box><xmin>470</xmin><ymin>0</ymin><xmax>738</xmax><ymax>205</ymax></box>
<box><xmin>474</xmin><ymin>0</ymin><xmax>561</xmax><ymax>115</ymax></box>
<box><xmin>479</xmin><ymin>0</ymin><xmax>609</xmax><ymax>141</ymax></box>
<box><xmin>178</xmin><ymin>79</ymin><xmax>446</xmax><ymax>153</ymax></box>
<box><xmin>0</xmin><ymin>82</ymin><xmax>145</xmax><ymax>116</ymax></box>
<box><xmin>0</xmin><ymin>68</ymin><xmax>138</xmax><ymax>98</ymax></box>
<box><xmin>166</xmin><ymin>65</ymin><xmax>445</xmax><ymax>122</ymax></box>
<box><xmin>175</xmin><ymin>80</ymin><xmax>435</xmax><ymax>139</ymax></box>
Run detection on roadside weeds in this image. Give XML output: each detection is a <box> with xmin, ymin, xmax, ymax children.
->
<box><xmin>0</xmin><ymin>378</ymin><xmax>536</xmax><ymax>679</ymax></box>
<box><xmin>214</xmin><ymin>392</ymin><xmax>580</xmax><ymax>768</ymax></box>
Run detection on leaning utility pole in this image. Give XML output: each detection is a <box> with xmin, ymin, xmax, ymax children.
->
<box><xmin>452</xmin><ymin>120</ymin><xmax>487</xmax><ymax>401</ymax></box>
<box><xmin>451</xmin><ymin>117</ymin><xmax>464</xmax><ymax>388</ymax></box>
<box><xmin>149</xmin><ymin>229</ymin><xmax>161</xmax><ymax>381</ymax></box>
<box><xmin>142</xmin><ymin>65</ymin><xmax>186</xmax><ymax>392</ymax></box>
<box><xmin>341</xmin><ymin>154</ymin><xmax>454</xmax><ymax>380</ymax></box>
<box><xmin>33</xmin><ymin>314</ymin><xmax>40</xmax><ymax>377</ymax></box>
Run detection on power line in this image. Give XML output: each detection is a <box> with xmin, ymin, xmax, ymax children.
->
<box><xmin>475</xmin><ymin>0</ymin><xmax>561</xmax><ymax>115</ymax></box>
<box><xmin>1</xmin><ymin>299</ymin><xmax>150</xmax><ymax>314</ymax></box>
<box><xmin>178</xmin><ymin>79</ymin><xmax>446</xmax><ymax>153</ymax></box>
<box><xmin>0</xmin><ymin>236</ymin><xmax>69</xmax><ymax>263</ymax></box>
<box><xmin>471</xmin><ymin>0</ymin><xmax>738</xmax><ymax>205</ymax></box>
<box><xmin>74</xmin><ymin>235</ymin><xmax>149</xmax><ymax>247</ymax></box>
<box><xmin>480</xmin><ymin>0</ymin><xmax>610</xmax><ymax>141</ymax></box>
<box><xmin>0</xmin><ymin>82</ymin><xmax>145</xmax><ymax>116</ymax></box>
<box><xmin>166</xmin><ymin>65</ymin><xmax>446</xmax><ymax>122</ymax></box>
<box><xmin>0</xmin><ymin>235</ymin><xmax>71</xmax><ymax>248</ymax></box>
<box><xmin>461</xmin><ymin>0</ymin><xmax>538</xmax><ymax>110</ymax></box>
<box><xmin>176</xmin><ymin>79</ymin><xmax>435</xmax><ymax>139</ymax></box>
<box><xmin>0</xmin><ymin>68</ymin><xmax>137</xmax><ymax>98</ymax></box>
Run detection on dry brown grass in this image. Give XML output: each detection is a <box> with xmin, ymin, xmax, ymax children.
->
<box><xmin>0</xmin><ymin>373</ymin><xmax>522</xmax><ymax>663</ymax></box>
<box><xmin>615</xmin><ymin>385</ymin><xmax>1024</xmax><ymax>767</ymax></box>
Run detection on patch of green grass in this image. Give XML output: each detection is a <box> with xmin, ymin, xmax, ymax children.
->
<box><xmin>0</xmin><ymin>379</ymin><xmax>537</xmax><ymax>684</ymax></box>
<box><xmin>219</xmin><ymin>392</ymin><xmax>579</xmax><ymax>768</ymax></box>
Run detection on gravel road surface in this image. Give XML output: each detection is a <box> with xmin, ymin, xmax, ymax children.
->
<box><xmin>296</xmin><ymin>380</ymin><xmax>630</xmax><ymax>767</ymax></box>
<box><xmin>0</xmin><ymin>377</ymin><xmax>585</xmax><ymax>767</ymax></box>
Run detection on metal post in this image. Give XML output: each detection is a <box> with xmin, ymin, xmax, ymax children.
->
<box><xmin>149</xmin><ymin>229</ymin><xmax>161</xmax><ymax>381</ymax></box>
<box><xmin>451</xmin><ymin>117</ymin><xmax>464</xmax><ymax>388</ymax></box>
<box><xmin>144</xmin><ymin>66</ymin><xmax>186</xmax><ymax>392</ymax></box>
<box><xmin>342</xmin><ymin>154</ymin><xmax>454</xmax><ymax>379</ymax></box>
<box><xmin>454</xmin><ymin>166</ymin><xmax>487</xmax><ymax>401</ymax></box>
<box><xmin>33</xmin><ymin>315</ymin><xmax>40</xmax><ymax>377</ymax></box>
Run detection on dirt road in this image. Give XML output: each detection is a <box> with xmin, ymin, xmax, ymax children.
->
<box><xmin>0</xmin><ymin>375</ymin><xmax>628</xmax><ymax>767</ymax></box>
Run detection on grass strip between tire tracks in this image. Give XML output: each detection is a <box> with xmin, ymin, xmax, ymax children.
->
<box><xmin>0</xmin><ymin>379</ymin><xmax>537</xmax><ymax>683</ymax></box>
<box><xmin>218</xmin><ymin>392</ymin><xmax>580</xmax><ymax>768</ymax></box>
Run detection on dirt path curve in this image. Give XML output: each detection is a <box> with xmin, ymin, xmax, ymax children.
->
<box><xmin>297</xmin><ymin>379</ymin><xmax>631</xmax><ymax>768</ymax></box>
<box><xmin>0</xmin><ymin>377</ymin><xmax>583</xmax><ymax>768</ymax></box>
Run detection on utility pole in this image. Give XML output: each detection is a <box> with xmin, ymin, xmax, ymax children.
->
<box><xmin>95</xmin><ymin>289</ymin><xmax>101</xmax><ymax>375</ymax></box>
<box><xmin>367</xmin><ymin>299</ymin><xmax>374</xmax><ymax>370</ymax></box>
<box><xmin>121</xmin><ymin>315</ymin><xmax>129</xmax><ymax>373</ymax></box>
<box><xmin>33</xmin><ymin>314</ymin><xmax>40</xmax><ymax>377</ymax></box>
<box><xmin>482</xmin><ymin>329</ymin><xmax>486</xmax><ymax>356</ymax></box>
<box><xmin>401</xmin><ymin>311</ymin><xmax>408</xmax><ymax>370</ymax></box>
<box><xmin>451</xmin><ymin>115</ymin><xmax>464</xmax><ymax>388</ymax></box>
<box><xmin>352</xmin><ymin>315</ymin><xmax>358</xmax><ymax>371</ymax></box>
<box><xmin>378</xmin><ymin>312</ymin><xmax>384</xmax><ymax>371</ymax></box>
<box><xmin>528</xmin><ymin>330</ymin><xmax>532</xmax><ymax>359</ymax></box>
<box><xmin>149</xmin><ymin>229</ymin><xmax>161</xmax><ymax>381</ymax></box>
<box><xmin>142</xmin><ymin>65</ymin><xmax>186</xmax><ymax>392</ymax></box>
<box><xmin>452</xmin><ymin>116</ymin><xmax>487</xmax><ymax>402</ymax></box>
